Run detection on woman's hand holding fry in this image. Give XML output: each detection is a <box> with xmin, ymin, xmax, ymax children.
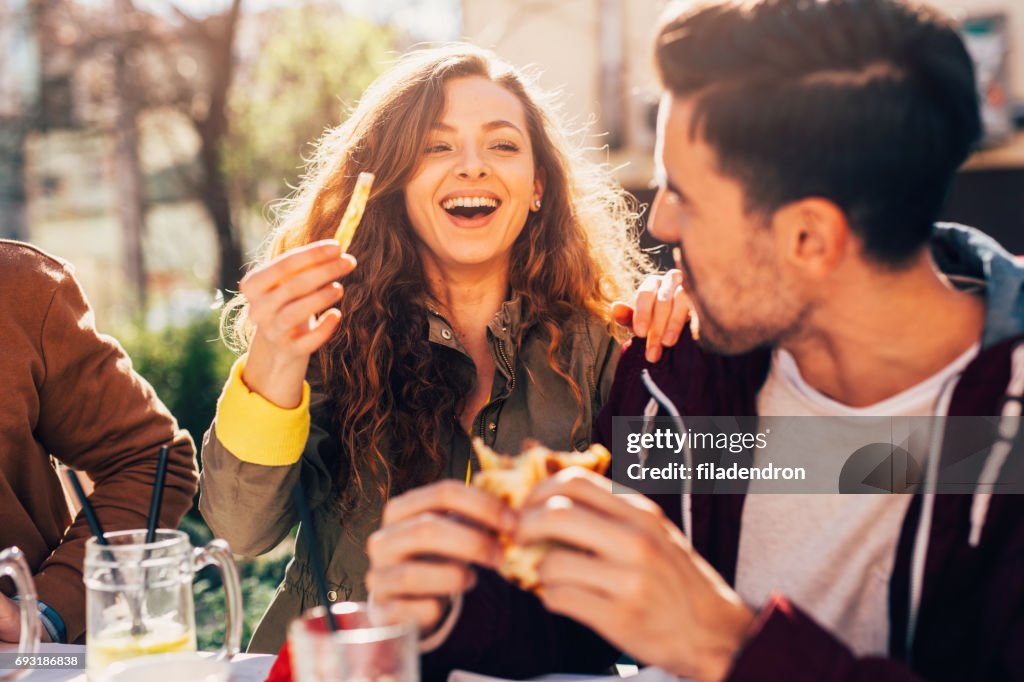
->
<box><xmin>240</xmin><ymin>240</ymin><xmax>356</xmax><ymax>408</ymax></box>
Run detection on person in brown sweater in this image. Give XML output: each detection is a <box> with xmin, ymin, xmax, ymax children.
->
<box><xmin>0</xmin><ymin>240</ymin><xmax>198</xmax><ymax>645</ymax></box>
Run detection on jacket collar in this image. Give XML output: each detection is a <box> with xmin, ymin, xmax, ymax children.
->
<box><xmin>424</xmin><ymin>295</ymin><xmax>525</xmax><ymax>360</ymax></box>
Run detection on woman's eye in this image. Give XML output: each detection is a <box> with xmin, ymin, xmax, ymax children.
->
<box><xmin>491</xmin><ymin>141</ymin><xmax>519</xmax><ymax>152</ymax></box>
<box><xmin>425</xmin><ymin>143</ymin><xmax>451</xmax><ymax>153</ymax></box>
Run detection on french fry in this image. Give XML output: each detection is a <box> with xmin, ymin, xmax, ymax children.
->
<box><xmin>333</xmin><ymin>172</ymin><xmax>375</xmax><ymax>252</ymax></box>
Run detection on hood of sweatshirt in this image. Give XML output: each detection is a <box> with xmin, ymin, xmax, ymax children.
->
<box><xmin>931</xmin><ymin>222</ymin><xmax>1024</xmax><ymax>347</ymax></box>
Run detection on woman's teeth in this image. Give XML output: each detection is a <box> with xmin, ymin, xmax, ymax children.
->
<box><xmin>441</xmin><ymin>196</ymin><xmax>499</xmax><ymax>210</ymax></box>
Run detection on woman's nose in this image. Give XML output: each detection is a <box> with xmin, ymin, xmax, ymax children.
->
<box><xmin>454</xmin><ymin>148</ymin><xmax>489</xmax><ymax>180</ymax></box>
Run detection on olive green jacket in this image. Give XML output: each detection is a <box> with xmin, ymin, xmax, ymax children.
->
<box><xmin>199</xmin><ymin>298</ymin><xmax>620</xmax><ymax>653</ymax></box>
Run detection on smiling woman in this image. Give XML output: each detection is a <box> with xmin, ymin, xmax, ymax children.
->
<box><xmin>197</xmin><ymin>44</ymin><xmax>649</xmax><ymax>653</ymax></box>
<box><xmin>405</xmin><ymin>77</ymin><xmax>541</xmax><ymax>273</ymax></box>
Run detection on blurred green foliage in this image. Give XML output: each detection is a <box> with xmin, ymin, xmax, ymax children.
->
<box><xmin>120</xmin><ymin>312</ymin><xmax>293</xmax><ymax>651</ymax></box>
<box><xmin>225</xmin><ymin>6</ymin><xmax>396</xmax><ymax>212</ymax></box>
<box><xmin>120</xmin><ymin>312</ymin><xmax>234</xmax><ymax>445</ymax></box>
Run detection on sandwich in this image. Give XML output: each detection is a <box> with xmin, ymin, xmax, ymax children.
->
<box><xmin>471</xmin><ymin>438</ymin><xmax>611</xmax><ymax>591</ymax></box>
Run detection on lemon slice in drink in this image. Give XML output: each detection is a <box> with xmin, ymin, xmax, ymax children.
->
<box><xmin>89</xmin><ymin>620</ymin><xmax>195</xmax><ymax>676</ymax></box>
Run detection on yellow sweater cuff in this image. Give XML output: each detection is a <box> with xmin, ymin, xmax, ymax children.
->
<box><xmin>215</xmin><ymin>355</ymin><xmax>310</xmax><ymax>466</ymax></box>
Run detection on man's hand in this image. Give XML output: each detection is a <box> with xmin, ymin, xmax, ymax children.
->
<box><xmin>0</xmin><ymin>594</ymin><xmax>50</xmax><ymax>644</ymax></box>
<box><xmin>366</xmin><ymin>481</ymin><xmax>514</xmax><ymax>638</ymax></box>
<box><xmin>517</xmin><ymin>469</ymin><xmax>754</xmax><ymax>682</ymax></box>
<box><xmin>0</xmin><ymin>594</ymin><xmax>19</xmax><ymax>643</ymax></box>
<box><xmin>613</xmin><ymin>270</ymin><xmax>690</xmax><ymax>363</ymax></box>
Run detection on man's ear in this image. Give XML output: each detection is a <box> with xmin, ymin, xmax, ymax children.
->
<box><xmin>771</xmin><ymin>197</ymin><xmax>849</xmax><ymax>279</ymax></box>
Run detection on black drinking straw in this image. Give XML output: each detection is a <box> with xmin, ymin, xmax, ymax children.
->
<box><xmin>292</xmin><ymin>484</ymin><xmax>338</xmax><ymax>632</ymax></box>
<box><xmin>68</xmin><ymin>468</ymin><xmax>149</xmax><ymax>633</ymax></box>
<box><xmin>145</xmin><ymin>446</ymin><xmax>170</xmax><ymax>543</ymax></box>
<box><xmin>67</xmin><ymin>469</ymin><xmax>109</xmax><ymax>545</ymax></box>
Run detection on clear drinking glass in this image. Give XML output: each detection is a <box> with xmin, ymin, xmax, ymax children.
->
<box><xmin>0</xmin><ymin>546</ymin><xmax>40</xmax><ymax>682</ymax></box>
<box><xmin>289</xmin><ymin>601</ymin><xmax>418</xmax><ymax>682</ymax></box>
<box><xmin>83</xmin><ymin>529</ymin><xmax>242</xmax><ymax>681</ymax></box>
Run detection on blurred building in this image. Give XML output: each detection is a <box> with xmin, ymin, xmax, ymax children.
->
<box><xmin>15</xmin><ymin>0</ymin><xmax>218</xmax><ymax>325</ymax></box>
<box><xmin>461</xmin><ymin>0</ymin><xmax>664</xmax><ymax>195</ymax></box>
<box><xmin>926</xmin><ymin>0</ymin><xmax>1024</xmax><ymax>101</ymax></box>
<box><xmin>914</xmin><ymin>0</ymin><xmax>1024</xmax><ymax>253</ymax></box>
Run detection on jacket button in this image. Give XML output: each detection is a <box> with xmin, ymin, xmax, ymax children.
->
<box><xmin>441</xmin><ymin>328</ymin><xmax>452</xmax><ymax>340</ymax></box>
<box><xmin>327</xmin><ymin>590</ymin><xmax>338</xmax><ymax>602</ymax></box>
<box><xmin>488</xmin><ymin>422</ymin><xmax>496</xmax><ymax>431</ymax></box>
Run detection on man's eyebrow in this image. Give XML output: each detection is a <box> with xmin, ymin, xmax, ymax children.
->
<box><xmin>667</xmin><ymin>178</ymin><xmax>689</xmax><ymax>203</ymax></box>
<box><xmin>655</xmin><ymin>171</ymin><xmax>690</xmax><ymax>204</ymax></box>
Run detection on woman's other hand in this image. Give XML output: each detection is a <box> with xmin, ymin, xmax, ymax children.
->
<box><xmin>240</xmin><ymin>240</ymin><xmax>356</xmax><ymax>407</ymax></box>
<box><xmin>613</xmin><ymin>269</ymin><xmax>690</xmax><ymax>363</ymax></box>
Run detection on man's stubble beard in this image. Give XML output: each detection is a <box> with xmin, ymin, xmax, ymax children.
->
<box><xmin>690</xmin><ymin>289</ymin><xmax>810</xmax><ymax>355</ymax></box>
<box><xmin>678</xmin><ymin>245</ymin><xmax>807</xmax><ymax>356</ymax></box>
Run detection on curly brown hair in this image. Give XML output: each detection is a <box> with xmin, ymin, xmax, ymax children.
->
<box><xmin>227</xmin><ymin>44</ymin><xmax>648</xmax><ymax>510</ymax></box>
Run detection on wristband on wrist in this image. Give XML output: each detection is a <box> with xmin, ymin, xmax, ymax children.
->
<box><xmin>11</xmin><ymin>596</ymin><xmax>67</xmax><ymax>644</ymax></box>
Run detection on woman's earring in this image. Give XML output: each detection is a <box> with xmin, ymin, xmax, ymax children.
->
<box><xmin>534</xmin><ymin>199</ymin><xmax>542</xmax><ymax>210</ymax></box>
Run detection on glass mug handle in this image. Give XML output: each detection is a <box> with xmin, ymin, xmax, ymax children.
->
<box><xmin>192</xmin><ymin>539</ymin><xmax>242</xmax><ymax>660</ymax></box>
<box><xmin>0</xmin><ymin>546</ymin><xmax>40</xmax><ymax>682</ymax></box>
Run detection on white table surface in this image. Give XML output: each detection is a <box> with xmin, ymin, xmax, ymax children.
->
<box><xmin>449</xmin><ymin>665</ymin><xmax>679</xmax><ymax>682</ymax></box>
<box><xmin>1</xmin><ymin>643</ymin><xmax>275</xmax><ymax>682</ymax></box>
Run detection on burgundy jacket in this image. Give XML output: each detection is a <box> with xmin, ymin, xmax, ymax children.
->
<box><xmin>597</xmin><ymin>332</ymin><xmax>1024</xmax><ymax>681</ymax></box>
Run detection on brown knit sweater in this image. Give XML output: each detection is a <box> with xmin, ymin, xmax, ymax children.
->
<box><xmin>0</xmin><ymin>240</ymin><xmax>198</xmax><ymax>643</ymax></box>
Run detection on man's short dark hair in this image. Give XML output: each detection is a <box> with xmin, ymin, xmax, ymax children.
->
<box><xmin>655</xmin><ymin>0</ymin><xmax>982</xmax><ymax>266</ymax></box>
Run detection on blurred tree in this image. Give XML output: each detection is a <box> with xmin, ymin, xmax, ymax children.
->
<box><xmin>25</xmin><ymin>1</ymin><xmax>398</xmax><ymax>305</ymax></box>
<box><xmin>170</xmin><ymin>0</ymin><xmax>245</xmax><ymax>297</ymax></box>
<box><xmin>30</xmin><ymin>0</ymin><xmax>246</xmax><ymax>302</ymax></box>
<box><xmin>112</xmin><ymin>0</ymin><xmax>148</xmax><ymax>311</ymax></box>
<box><xmin>24</xmin><ymin>0</ymin><xmax>153</xmax><ymax>310</ymax></box>
<box><xmin>223</xmin><ymin>6</ymin><xmax>395</xmax><ymax>220</ymax></box>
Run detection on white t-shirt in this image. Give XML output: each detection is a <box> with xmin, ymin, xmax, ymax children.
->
<box><xmin>735</xmin><ymin>344</ymin><xmax>978</xmax><ymax>656</ymax></box>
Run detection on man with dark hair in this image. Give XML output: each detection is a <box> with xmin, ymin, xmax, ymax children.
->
<box><xmin>366</xmin><ymin>1</ymin><xmax>1024</xmax><ymax>680</ymax></box>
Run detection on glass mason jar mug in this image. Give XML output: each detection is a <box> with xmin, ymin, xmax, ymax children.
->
<box><xmin>289</xmin><ymin>601</ymin><xmax>418</xmax><ymax>682</ymax></box>
<box><xmin>0</xmin><ymin>546</ymin><xmax>40</xmax><ymax>682</ymax></box>
<box><xmin>83</xmin><ymin>530</ymin><xmax>242</xmax><ymax>680</ymax></box>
